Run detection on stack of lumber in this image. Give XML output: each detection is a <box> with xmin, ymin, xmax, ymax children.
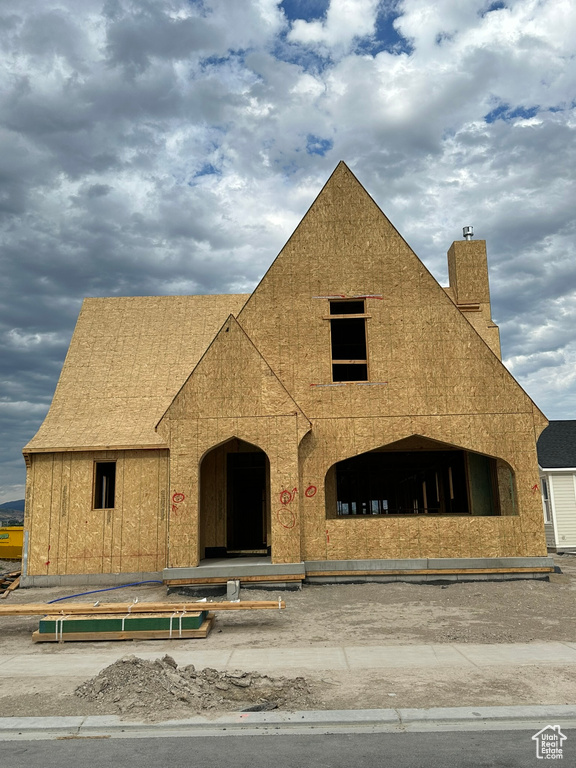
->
<box><xmin>0</xmin><ymin>599</ymin><xmax>285</xmax><ymax>643</ymax></box>
<box><xmin>34</xmin><ymin>610</ymin><xmax>213</xmax><ymax>643</ymax></box>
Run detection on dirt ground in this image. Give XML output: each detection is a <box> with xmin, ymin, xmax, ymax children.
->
<box><xmin>1</xmin><ymin>555</ymin><xmax>576</xmax><ymax>719</ymax></box>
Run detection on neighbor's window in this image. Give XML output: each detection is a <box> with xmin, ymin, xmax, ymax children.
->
<box><xmin>329</xmin><ymin>300</ymin><xmax>368</xmax><ymax>381</ymax></box>
<box><xmin>94</xmin><ymin>462</ymin><xmax>116</xmax><ymax>509</ymax></box>
<box><xmin>541</xmin><ymin>478</ymin><xmax>552</xmax><ymax>523</ymax></box>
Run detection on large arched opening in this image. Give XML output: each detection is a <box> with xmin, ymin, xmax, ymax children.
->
<box><xmin>199</xmin><ymin>437</ymin><xmax>271</xmax><ymax>559</ymax></box>
<box><xmin>325</xmin><ymin>435</ymin><xmax>516</xmax><ymax>519</ymax></box>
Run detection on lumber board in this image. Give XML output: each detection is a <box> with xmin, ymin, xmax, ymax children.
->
<box><xmin>1</xmin><ymin>570</ymin><xmax>21</xmax><ymax>579</ymax></box>
<box><xmin>0</xmin><ymin>576</ymin><xmax>20</xmax><ymax>599</ymax></box>
<box><xmin>32</xmin><ymin>615</ymin><xmax>214</xmax><ymax>643</ymax></box>
<box><xmin>0</xmin><ymin>599</ymin><xmax>285</xmax><ymax>617</ymax></box>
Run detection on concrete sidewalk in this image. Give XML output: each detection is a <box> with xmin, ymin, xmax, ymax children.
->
<box><xmin>1</xmin><ymin>641</ymin><xmax>576</xmax><ymax>677</ymax></box>
<box><xmin>2</xmin><ymin>706</ymin><xmax>576</xmax><ymax>740</ymax></box>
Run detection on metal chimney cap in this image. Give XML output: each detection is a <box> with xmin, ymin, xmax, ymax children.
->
<box><xmin>463</xmin><ymin>226</ymin><xmax>474</xmax><ymax>240</ymax></box>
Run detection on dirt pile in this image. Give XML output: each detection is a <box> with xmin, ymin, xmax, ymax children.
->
<box><xmin>75</xmin><ymin>655</ymin><xmax>315</xmax><ymax>716</ymax></box>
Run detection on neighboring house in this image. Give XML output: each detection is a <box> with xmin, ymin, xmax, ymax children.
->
<box><xmin>538</xmin><ymin>420</ymin><xmax>576</xmax><ymax>551</ymax></box>
<box><xmin>21</xmin><ymin>163</ymin><xmax>553</xmax><ymax>587</ymax></box>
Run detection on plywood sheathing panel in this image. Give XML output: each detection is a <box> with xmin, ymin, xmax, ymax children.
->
<box><xmin>26</xmin><ymin>450</ymin><xmax>169</xmax><ymax>576</ymax></box>
<box><xmin>28</xmin><ymin>454</ymin><xmax>53</xmax><ymax>575</ymax></box>
<box><xmin>299</xmin><ymin>414</ymin><xmax>547</xmax><ymax>561</ymax></box>
<box><xmin>227</xmin><ymin>163</ymin><xmax>547</xmax><ymax>561</ymax></box>
<box><xmin>237</xmin><ymin>163</ymin><xmax>544</xmax><ymax>427</ymax></box>
<box><xmin>25</xmin><ymin>295</ymin><xmax>249</xmax><ymax>452</ymax></box>
<box><xmin>161</xmin><ymin>316</ymin><xmax>310</xmax><ymax>566</ymax></box>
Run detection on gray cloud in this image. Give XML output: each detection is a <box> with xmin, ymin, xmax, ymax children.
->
<box><xmin>0</xmin><ymin>0</ymin><xmax>574</xmax><ymax>501</ymax></box>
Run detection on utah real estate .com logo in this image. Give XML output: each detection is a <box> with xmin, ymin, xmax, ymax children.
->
<box><xmin>532</xmin><ymin>725</ymin><xmax>567</xmax><ymax>759</ymax></box>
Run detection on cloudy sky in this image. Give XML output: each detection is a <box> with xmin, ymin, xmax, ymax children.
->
<box><xmin>1</xmin><ymin>0</ymin><xmax>575</xmax><ymax>503</ymax></box>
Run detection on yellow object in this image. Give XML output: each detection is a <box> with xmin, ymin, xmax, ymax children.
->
<box><xmin>0</xmin><ymin>527</ymin><xmax>23</xmax><ymax>559</ymax></box>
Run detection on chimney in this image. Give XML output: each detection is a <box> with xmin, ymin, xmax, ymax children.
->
<box><xmin>447</xmin><ymin>233</ymin><xmax>501</xmax><ymax>358</ymax></box>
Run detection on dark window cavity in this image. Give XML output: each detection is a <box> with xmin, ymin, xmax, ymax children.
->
<box><xmin>329</xmin><ymin>300</ymin><xmax>365</xmax><ymax>315</ymax></box>
<box><xmin>329</xmin><ymin>300</ymin><xmax>368</xmax><ymax>381</ymax></box>
<box><xmin>333</xmin><ymin>450</ymin><xmax>473</xmax><ymax>516</ymax></box>
<box><xmin>94</xmin><ymin>462</ymin><xmax>116</xmax><ymax>509</ymax></box>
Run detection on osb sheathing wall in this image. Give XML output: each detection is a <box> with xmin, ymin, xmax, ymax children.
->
<box><xmin>230</xmin><ymin>162</ymin><xmax>548</xmax><ymax>562</ymax></box>
<box><xmin>158</xmin><ymin>317</ymin><xmax>311</xmax><ymax>567</ymax></box>
<box><xmin>24</xmin><ymin>450</ymin><xmax>168</xmax><ymax>576</ymax></box>
<box><xmin>298</xmin><ymin>415</ymin><xmax>546</xmax><ymax>561</ymax></box>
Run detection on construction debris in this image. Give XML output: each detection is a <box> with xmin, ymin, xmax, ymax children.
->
<box><xmin>75</xmin><ymin>655</ymin><xmax>314</xmax><ymax>716</ymax></box>
<box><xmin>0</xmin><ymin>570</ymin><xmax>20</xmax><ymax>599</ymax></box>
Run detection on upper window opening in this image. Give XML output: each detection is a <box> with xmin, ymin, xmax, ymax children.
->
<box><xmin>329</xmin><ymin>299</ymin><xmax>368</xmax><ymax>381</ymax></box>
<box><xmin>94</xmin><ymin>462</ymin><xmax>116</xmax><ymax>509</ymax></box>
<box><xmin>329</xmin><ymin>300</ymin><xmax>365</xmax><ymax>315</ymax></box>
<box><xmin>331</xmin><ymin>318</ymin><xmax>367</xmax><ymax>360</ymax></box>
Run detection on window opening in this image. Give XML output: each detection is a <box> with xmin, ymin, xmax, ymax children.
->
<box><xmin>333</xmin><ymin>450</ymin><xmax>472</xmax><ymax>516</ymax></box>
<box><xmin>94</xmin><ymin>462</ymin><xmax>116</xmax><ymax>509</ymax></box>
<box><xmin>329</xmin><ymin>300</ymin><xmax>368</xmax><ymax>381</ymax></box>
<box><xmin>329</xmin><ymin>300</ymin><xmax>365</xmax><ymax>315</ymax></box>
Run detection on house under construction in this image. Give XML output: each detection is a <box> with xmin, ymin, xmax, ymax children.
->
<box><xmin>21</xmin><ymin>162</ymin><xmax>553</xmax><ymax>587</ymax></box>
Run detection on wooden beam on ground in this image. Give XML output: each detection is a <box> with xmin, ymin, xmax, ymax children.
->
<box><xmin>0</xmin><ymin>599</ymin><xmax>285</xmax><ymax>617</ymax></box>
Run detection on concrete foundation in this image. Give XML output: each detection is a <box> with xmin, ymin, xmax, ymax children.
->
<box><xmin>20</xmin><ymin>555</ymin><xmax>554</xmax><ymax>588</ymax></box>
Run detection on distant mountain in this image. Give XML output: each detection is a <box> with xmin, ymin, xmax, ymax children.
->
<box><xmin>0</xmin><ymin>500</ymin><xmax>24</xmax><ymax>525</ymax></box>
<box><xmin>0</xmin><ymin>500</ymin><xmax>24</xmax><ymax>512</ymax></box>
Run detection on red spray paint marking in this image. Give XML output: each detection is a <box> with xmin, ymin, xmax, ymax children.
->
<box><xmin>276</xmin><ymin>508</ymin><xmax>296</xmax><ymax>529</ymax></box>
<box><xmin>531</xmin><ymin>484</ymin><xmax>539</xmax><ymax>493</ymax></box>
<box><xmin>326</xmin><ymin>528</ymin><xmax>330</xmax><ymax>544</ymax></box>
<box><xmin>305</xmin><ymin>485</ymin><xmax>317</xmax><ymax>498</ymax></box>
<box><xmin>171</xmin><ymin>492</ymin><xmax>186</xmax><ymax>517</ymax></box>
<box><xmin>279</xmin><ymin>488</ymin><xmax>297</xmax><ymax>505</ymax></box>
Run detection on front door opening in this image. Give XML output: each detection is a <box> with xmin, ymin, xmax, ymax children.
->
<box><xmin>200</xmin><ymin>439</ymin><xmax>271</xmax><ymax>560</ymax></box>
<box><xmin>227</xmin><ymin>452</ymin><xmax>267</xmax><ymax>554</ymax></box>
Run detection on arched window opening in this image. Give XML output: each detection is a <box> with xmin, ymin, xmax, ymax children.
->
<box><xmin>325</xmin><ymin>439</ymin><xmax>516</xmax><ymax>518</ymax></box>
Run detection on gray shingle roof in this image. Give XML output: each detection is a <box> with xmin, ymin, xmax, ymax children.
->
<box><xmin>537</xmin><ymin>420</ymin><xmax>576</xmax><ymax>468</ymax></box>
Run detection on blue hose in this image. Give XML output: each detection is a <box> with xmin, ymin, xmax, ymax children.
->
<box><xmin>47</xmin><ymin>580</ymin><xmax>164</xmax><ymax>603</ymax></box>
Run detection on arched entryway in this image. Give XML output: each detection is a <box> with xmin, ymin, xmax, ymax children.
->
<box><xmin>199</xmin><ymin>437</ymin><xmax>271</xmax><ymax>558</ymax></box>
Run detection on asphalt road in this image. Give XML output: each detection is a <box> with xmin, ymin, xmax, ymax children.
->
<box><xmin>3</xmin><ymin>729</ymin><xmax>575</xmax><ymax>768</ymax></box>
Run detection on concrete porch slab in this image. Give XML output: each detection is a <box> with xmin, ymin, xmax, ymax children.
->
<box><xmin>163</xmin><ymin>559</ymin><xmax>306</xmax><ymax>582</ymax></box>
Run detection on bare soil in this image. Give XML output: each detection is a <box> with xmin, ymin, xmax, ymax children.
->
<box><xmin>75</xmin><ymin>654</ymin><xmax>314</xmax><ymax>720</ymax></box>
<box><xmin>1</xmin><ymin>555</ymin><xmax>575</xmax><ymax>719</ymax></box>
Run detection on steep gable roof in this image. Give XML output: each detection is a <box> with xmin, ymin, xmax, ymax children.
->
<box><xmin>537</xmin><ymin>420</ymin><xmax>576</xmax><ymax>468</ymax></box>
<box><xmin>237</xmin><ymin>162</ymin><xmax>546</xmax><ymax>425</ymax></box>
<box><xmin>159</xmin><ymin>315</ymin><xmax>310</xmax><ymax>440</ymax></box>
<box><xmin>25</xmin><ymin>294</ymin><xmax>249</xmax><ymax>452</ymax></box>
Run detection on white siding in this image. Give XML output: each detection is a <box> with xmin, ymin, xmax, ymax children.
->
<box><xmin>544</xmin><ymin>523</ymin><xmax>556</xmax><ymax>548</ymax></box>
<box><xmin>550</xmin><ymin>474</ymin><xmax>576</xmax><ymax>548</ymax></box>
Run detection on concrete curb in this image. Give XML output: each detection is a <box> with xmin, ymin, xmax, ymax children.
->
<box><xmin>2</xmin><ymin>706</ymin><xmax>576</xmax><ymax>739</ymax></box>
